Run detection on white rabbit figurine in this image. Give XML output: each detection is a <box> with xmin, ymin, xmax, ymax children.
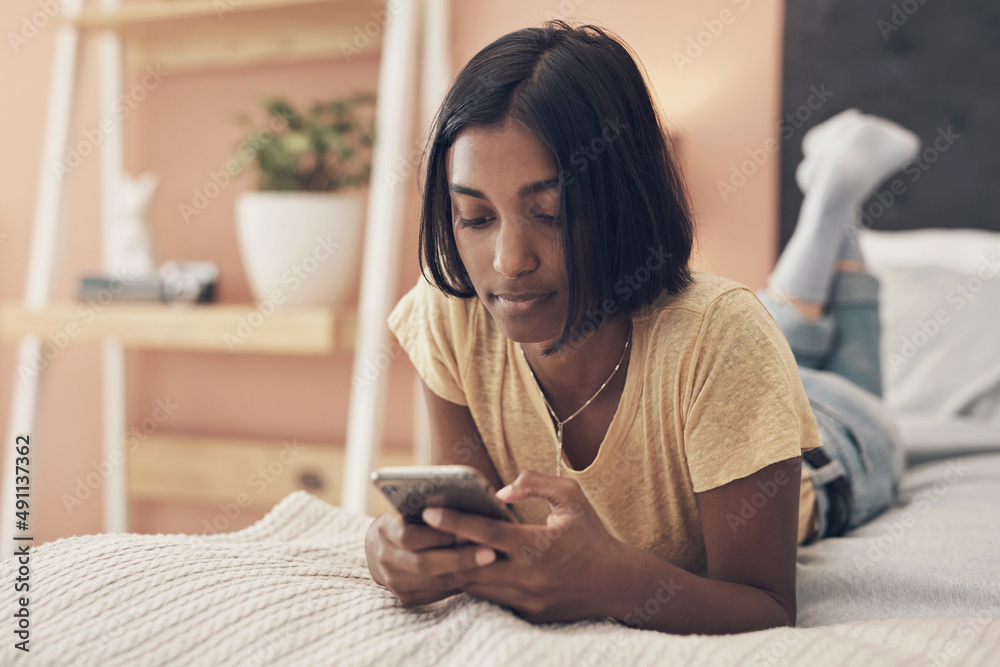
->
<box><xmin>109</xmin><ymin>171</ymin><xmax>158</xmax><ymax>278</ymax></box>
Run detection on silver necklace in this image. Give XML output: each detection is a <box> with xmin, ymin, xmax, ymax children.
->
<box><xmin>520</xmin><ymin>322</ymin><xmax>632</xmax><ymax>476</ymax></box>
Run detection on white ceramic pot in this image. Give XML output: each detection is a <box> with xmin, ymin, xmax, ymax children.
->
<box><xmin>235</xmin><ymin>191</ymin><xmax>364</xmax><ymax>308</ymax></box>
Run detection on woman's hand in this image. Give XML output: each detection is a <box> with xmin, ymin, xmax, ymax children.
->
<box><xmin>421</xmin><ymin>470</ymin><xmax>629</xmax><ymax>623</ymax></box>
<box><xmin>364</xmin><ymin>511</ymin><xmax>498</xmax><ymax>607</ymax></box>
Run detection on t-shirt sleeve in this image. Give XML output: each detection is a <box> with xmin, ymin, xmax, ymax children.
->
<box><xmin>387</xmin><ymin>277</ymin><xmax>469</xmax><ymax>406</ymax></box>
<box><xmin>683</xmin><ymin>288</ymin><xmax>822</xmax><ymax>493</ymax></box>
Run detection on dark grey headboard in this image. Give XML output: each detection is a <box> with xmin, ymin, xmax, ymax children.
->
<box><xmin>779</xmin><ymin>0</ymin><xmax>1000</xmax><ymax>248</ymax></box>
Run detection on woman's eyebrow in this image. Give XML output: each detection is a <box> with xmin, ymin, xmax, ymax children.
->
<box><xmin>518</xmin><ymin>177</ymin><xmax>560</xmax><ymax>197</ymax></box>
<box><xmin>448</xmin><ymin>177</ymin><xmax>560</xmax><ymax>200</ymax></box>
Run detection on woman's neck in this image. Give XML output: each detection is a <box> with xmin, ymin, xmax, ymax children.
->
<box><xmin>520</xmin><ymin>318</ymin><xmax>632</xmax><ymax>411</ymax></box>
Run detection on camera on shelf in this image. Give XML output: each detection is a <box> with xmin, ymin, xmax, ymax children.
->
<box><xmin>77</xmin><ymin>261</ymin><xmax>218</xmax><ymax>304</ymax></box>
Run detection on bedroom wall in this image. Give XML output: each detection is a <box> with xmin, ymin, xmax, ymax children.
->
<box><xmin>0</xmin><ymin>0</ymin><xmax>786</xmax><ymax>542</ymax></box>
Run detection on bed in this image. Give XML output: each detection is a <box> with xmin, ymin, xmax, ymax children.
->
<box><xmin>1</xmin><ymin>452</ymin><xmax>999</xmax><ymax>666</ymax></box>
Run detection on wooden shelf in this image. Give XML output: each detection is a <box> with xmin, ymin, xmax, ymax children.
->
<box><xmin>68</xmin><ymin>0</ymin><xmax>338</xmax><ymax>28</ymax></box>
<box><xmin>0</xmin><ymin>301</ymin><xmax>356</xmax><ymax>354</ymax></box>
<box><xmin>61</xmin><ymin>0</ymin><xmax>386</xmax><ymax>74</ymax></box>
<box><xmin>128</xmin><ymin>434</ymin><xmax>412</xmax><ymax>513</ymax></box>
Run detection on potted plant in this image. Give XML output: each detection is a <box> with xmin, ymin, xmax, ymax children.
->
<box><xmin>233</xmin><ymin>93</ymin><xmax>375</xmax><ymax>308</ymax></box>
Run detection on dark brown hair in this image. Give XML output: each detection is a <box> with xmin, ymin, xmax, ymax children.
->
<box><xmin>419</xmin><ymin>20</ymin><xmax>694</xmax><ymax>355</ymax></box>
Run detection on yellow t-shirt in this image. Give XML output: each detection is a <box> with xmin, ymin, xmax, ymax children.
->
<box><xmin>387</xmin><ymin>271</ymin><xmax>822</xmax><ymax>575</ymax></box>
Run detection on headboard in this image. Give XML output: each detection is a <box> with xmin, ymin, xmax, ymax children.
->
<box><xmin>779</xmin><ymin>0</ymin><xmax>1000</xmax><ymax>247</ymax></box>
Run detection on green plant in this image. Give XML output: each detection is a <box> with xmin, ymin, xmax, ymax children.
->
<box><xmin>234</xmin><ymin>93</ymin><xmax>376</xmax><ymax>192</ymax></box>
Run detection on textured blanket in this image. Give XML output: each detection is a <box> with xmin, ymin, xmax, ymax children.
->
<box><xmin>2</xmin><ymin>455</ymin><xmax>999</xmax><ymax>666</ymax></box>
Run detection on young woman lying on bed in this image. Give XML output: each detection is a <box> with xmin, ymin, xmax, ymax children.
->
<box><xmin>366</xmin><ymin>21</ymin><xmax>916</xmax><ymax>634</ymax></box>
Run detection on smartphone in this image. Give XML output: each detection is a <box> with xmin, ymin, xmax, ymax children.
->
<box><xmin>370</xmin><ymin>465</ymin><xmax>518</xmax><ymax>524</ymax></box>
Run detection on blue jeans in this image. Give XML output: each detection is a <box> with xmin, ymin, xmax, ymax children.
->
<box><xmin>758</xmin><ymin>271</ymin><xmax>904</xmax><ymax>541</ymax></box>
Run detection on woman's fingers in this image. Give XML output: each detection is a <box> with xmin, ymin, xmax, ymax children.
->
<box><xmin>367</xmin><ymin>511</ymin><xmax>503</xmax><ymax>608</ymax></box>
<box><xmin>496</xmin><ymin>470</ymin><xmax>585</xmax><ymax>513</ymax></box>
<box><xmin>379</xmin><ymin>545</ymin><xmax>491</xmax><ymax>604</ymax></box>
<box><xmin>391</xmin><ymin>541</ymin><xmax>497</xmax><ymax>578</ymax></box>
<box><xmin>368</xmin><ymin>511</ymin><xmax>501</xmax><ymax>606</ymax></box>
<box><xmin>381</xmin><ymin>512</ymin><xmax>458</xmax><ymax>551</ymax></box>
<box><xmin>422</xmin><ymin>507</ymin><xmax>523</xmax><ymax>553</ymax></box>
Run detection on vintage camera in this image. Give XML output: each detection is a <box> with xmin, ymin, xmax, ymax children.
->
<box><xmin>159</xmin><ymin>261</ymin><xmax>217</xmax><ymax>303</ymax></box>
<box><xmin>77</xmin><ymin>261</ymin><xmax>218</xmax><ymax>304</ymax></box>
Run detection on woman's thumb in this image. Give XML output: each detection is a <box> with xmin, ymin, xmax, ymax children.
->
<box><xmin>496</xmin><ymin>470</ymin><xmax>577</xmax><ymax>510</ymax></box>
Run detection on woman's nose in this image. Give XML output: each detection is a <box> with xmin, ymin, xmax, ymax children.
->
<box><xmin>493</xmin><ymin>216</ymin><xmax>539</xmax><ymax>278</ymax></box>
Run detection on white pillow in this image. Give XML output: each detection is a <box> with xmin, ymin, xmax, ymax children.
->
<box><xmin>859</xmin><ymin>227</ymin><xmax>1000</xmax><ymax>274</ymax></box>
<box><xmin>857</xmin><ymin>228</ymin><xmax>1000</xmax><ymax>427</ymax></box>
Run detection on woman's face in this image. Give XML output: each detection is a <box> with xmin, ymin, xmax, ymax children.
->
<box><xmin>446</xmin><ymin>119</ymin><xmax>569</xmax><ymax>345</ymax></box>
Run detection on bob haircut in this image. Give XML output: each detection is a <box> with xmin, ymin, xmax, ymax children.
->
<box><xmin>419</xmin><ymin>20</ymin><xmax>694</xmax><ymax>356</ymax></box>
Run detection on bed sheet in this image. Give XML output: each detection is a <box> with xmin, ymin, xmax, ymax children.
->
<box><xmin>1</xmin><ymin>455</ymin><xmax>998</xmax><ymax>666</ymax></box>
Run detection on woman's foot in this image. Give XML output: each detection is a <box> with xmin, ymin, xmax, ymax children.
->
<box><xmin>796</xmin><ymin>108</ymin><xmax>862</xmax><ymax>193</ymax></box>
<box><xmin>796</xmin><ymin>111</ymin><xmax>921</xmax><ymax>203</ymax></box>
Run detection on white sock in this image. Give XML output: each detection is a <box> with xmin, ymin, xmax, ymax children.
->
<box><xmin>771</xmin><ymin>112</ymin><xmax>920</xmax><ymax>302</ymax></box>
<box><xmin>796</xmin><ymin>108</ymin><xmax>862</xmax><ymax>193</ymax></box>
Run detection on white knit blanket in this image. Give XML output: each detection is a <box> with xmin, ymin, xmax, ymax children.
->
<box><xmin>3</xmin><ymin>454</ymin><xmax>1000</xmax><ymax>666</ymax></box>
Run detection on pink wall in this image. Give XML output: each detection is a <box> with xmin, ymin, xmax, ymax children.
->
<box><xmin>0</xmin><ymin>0</ymin><xmax>785</xmax><ymax>542</ymax></box>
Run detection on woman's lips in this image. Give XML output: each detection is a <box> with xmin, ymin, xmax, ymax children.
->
<box><xmin>493</xmin><ymin>292</ymin><xmax>554</xmax><ymax>315</ymax></box>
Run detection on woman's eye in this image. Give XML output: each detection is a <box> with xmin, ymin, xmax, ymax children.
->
<box><xmin>457</xmin><ymin>216</ymin><xmax>492</xmax><ymax>228</ymax></box>
<box><xmin>529</xmin><ymin>208</ymin><xmax>561</xmax><ymax>225</ymax></box>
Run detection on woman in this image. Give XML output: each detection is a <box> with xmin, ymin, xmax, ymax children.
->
<box><xmin>366</xmin><ymin>21</ymin><xmax>911</xmax><ymax>635</ymax></box>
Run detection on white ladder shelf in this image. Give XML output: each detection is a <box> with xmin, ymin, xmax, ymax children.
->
<box><xmin>1</xmin><ymin>0</ymin><xmax>450</xmax><ymax>558</ymax></box>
